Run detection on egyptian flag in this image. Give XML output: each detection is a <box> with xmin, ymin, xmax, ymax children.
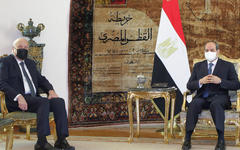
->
<box><xmin>151</xmin><ymin>0</ymin><xmax>190</xmax><ymax>117</ymax></box>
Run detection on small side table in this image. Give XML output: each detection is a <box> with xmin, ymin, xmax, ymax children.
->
<box><xmin>127</xmin><ymin>87</ymin><xmax>177</xmax><ymax>143</ymax></box>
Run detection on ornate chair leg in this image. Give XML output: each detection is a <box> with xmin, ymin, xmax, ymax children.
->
<box><xmin>0</xmin><ymin>132</ymin><xmax>3</xmax><ymax>140</ymax></box>
<box><xmin>26</xmin><ymin>124</ymin><xmax>31</xmax><ymax>140</ymax></box>
<box><xmin>180</xmin><ymin>120</ymin><xmax>186</xmax><ymax>142</ymax></box>
<box><xmin>5</xmin><ymin>126</ymin><xmax>14</xmax><ymax>150</ymax></box>
<box><xmin>51</xmin><ymin>122</ymin><xmax>57</xmax><ymax>141</ymax></box>
<box><xmin>236</xmin><ymin>122</ymin><xmax>240</xmax><ymax>145</ymax></box>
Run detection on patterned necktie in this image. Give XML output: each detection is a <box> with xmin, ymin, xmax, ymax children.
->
<box><xmin>20</xmin><ymin>62</ymin><xmax>35</xmax><ymax>96</ymax></box>
<box><xmin>208</xmin><ymin>63</ymin><xmax>213</xmax><ymax>74</ymax></box>
<box><xmin>203</xmin><ymin>63</ymin><xmax>214</xmax><ymax>98</ymax></box>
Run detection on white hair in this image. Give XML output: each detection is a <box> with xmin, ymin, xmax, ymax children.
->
<box><xmin>12</xmin><ymin>37</ymin><xmax>28</xmax><ymax>48</ymax></box>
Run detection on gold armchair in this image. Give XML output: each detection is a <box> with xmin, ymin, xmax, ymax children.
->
<box><xmin>0</xmin><ymin>91</ymin><xmax>56</xmax><ymax>140</ymax></box>
<box><xmin>180</xmin><ymin>54</ymin><xmax>240</xmax><ymax>145</ymax></box>
<box><xmin>0</xmin><ymin>54</ymin><xmax>56</xmax><ymax>141</ymax></box>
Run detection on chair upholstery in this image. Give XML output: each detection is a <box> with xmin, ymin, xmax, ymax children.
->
<box><xmin>0</xmin><ymin>54</ymin><xmax>56</xmax><ymax>141</ymax></box>
<box><xmin>180</xmin><ymin>54</ymin><xmax>240</xmax><ymax>145</ymax></box>
<box><xmin>0</xmin><ymin>118</ymin><xmax>14</xmax><ymax>150</ymax></box>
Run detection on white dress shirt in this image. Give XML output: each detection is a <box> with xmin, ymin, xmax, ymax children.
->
<box><xmin>199</xmin><ymin>58</ymin><xmax>218</xmax><ymax>88</ymax></box>
<box><xmin>207</xmin><ymin>58</ymin><xmax>218</xmax><ymax>74</ymax></box>
<box><xmin>14</xmin><ymin>57</ymin><xmax>36</xmax><ymax>101</ymax></box>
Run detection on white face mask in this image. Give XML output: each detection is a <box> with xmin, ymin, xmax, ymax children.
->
<box><xmin>204</xmin><ymin>51</ymin><xmax>217</xmax><ymax>62</ymax></box>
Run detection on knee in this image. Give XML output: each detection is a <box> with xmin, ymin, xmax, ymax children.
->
<box><xmin>39</xmin><ymin>99</ymin><xmax>50</xmax><ymax>105</ymax></box>
<box><xmin>210</xmin><ymin>102</ymin><xmax>222</xmax><ymax>110</ymax></box>
<box><xmin>37</xmin><ymin>99</ymin><xmax>50</xmax><ymax>109</ymax></box>
<box><xmin>59</xmin><ymin>98</ymin><xmax>65</xmax><ymax>105</ymax></box>
<box><xmin>55</xmin><ymin>98</ymin><xmax>66</xmax><ymax>107</ymax></box>
<box><xmin>189</xmin><ymin>100</ymin><xmax>200</xmax><ymax>109</ymax></box>
<box><xmin>188</xmin><ymin>100</ymin><xmax>203</xmax><ymax>114</ymax></box>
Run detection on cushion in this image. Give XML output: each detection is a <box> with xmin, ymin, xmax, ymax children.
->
<box><xmin>0</xmin><ymin>118</ymin><xmax>14</xmax><ymax>128</ymax></box>
<box><xmin>5</xmin><ymin>112</ymin><xmax>54</xmax><ymax>121</ymax></box>
<box><xmin>180</xmin><ymin>110</ymin><xmax>239</xmax><ymax>120</ymax></box>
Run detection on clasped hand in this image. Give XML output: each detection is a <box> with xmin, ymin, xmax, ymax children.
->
<box><xmin>18</xmin><ymin>95</ymin><xmax>28</xmax><ymax>111</ymax></box>
<box><xmin>17</xmin><ymin>90</ymin><xmax>59</xmax><ymax>110</ymax></box>
<box><xmin>48</xmin><ymin>90</ymin><xmax>59</xmax><ymax>99</ymax></box>
<box><xmin>199</xmin><ymin>74</ymin><xmax>221</xmax><ymax>85</ymax></box>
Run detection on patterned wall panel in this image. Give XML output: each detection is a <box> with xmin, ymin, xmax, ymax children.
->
<box><xmin>68</xmin><ymin>0</ymin><xmax>240</xmax><ymax>126</ymax></box>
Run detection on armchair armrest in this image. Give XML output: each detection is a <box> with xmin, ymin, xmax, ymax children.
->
<box><xmin>0</xmin><ymin>91</ymin><xmax>9</xmax><ymax>118</ymax></box>
<box><xmin>182</xmin><ymin>90</ymin><xmax>192</xmax><ymax>112</ymax></box>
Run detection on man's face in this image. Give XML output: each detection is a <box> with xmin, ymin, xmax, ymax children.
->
<box><xmin>13</xmin><ymin>39</ymin><xmax>29</xmax><ymax>57</ymax></box>
<box><xmin>205</xmin><ymin>42</ymin><xmax>219</xmax><ymax>54</ymax></box>
<box><xmin>204</xmin><ymin>42</ymin><xmax>219</xmax><ymax>62</ymax></box>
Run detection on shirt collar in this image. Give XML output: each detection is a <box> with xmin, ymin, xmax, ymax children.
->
<box><xmin>207</xmin><ymin>58</ymin><xmax>218</xmax><ymax>66</ymax></box>
<box><xmin>13</xmin><ymin>55</ymin><xmax>24</xmax><ymax>64</ymax></box>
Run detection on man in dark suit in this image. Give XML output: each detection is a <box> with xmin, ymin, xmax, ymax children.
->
<box><xmin>0</xmin><ymin>38</ymin><xmax>75</xmax><ymax>150</ymax></box>
<box><xmin>181</xmin><ymin>41</ymin><xmax>240</xmax><ymax>150</ymax></box>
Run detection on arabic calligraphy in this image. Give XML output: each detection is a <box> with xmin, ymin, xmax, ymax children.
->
<box><xmin>108</xmin><ymin>11</ymin><xmax>133</xmax><ymax>26</ymax></box>
<box><xmin>93</xmin><ymin>8</ymin><xmax>157</xmax><ymax>92</ymax></box>
<box><xmin>98</xmin><ymin>28</ymin><xmax>152</xmax><ymax>45</ymax></box>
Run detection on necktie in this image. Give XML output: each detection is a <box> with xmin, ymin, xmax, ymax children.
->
<box><xmin>208</xmin><ymin>63</ymin><xmax>213</xmax><ymax>74</ymax></box>
<box><xmin>20</xmin><ymin>62</ymin><xmax>35</xmax><ymax>96</ymax></box>
<box><xmin>203</xmin><ymin>63</ymin><xmax>214</xmax><ymax>98</ymax></box>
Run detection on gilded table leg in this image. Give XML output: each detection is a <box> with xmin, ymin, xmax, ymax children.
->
<box><xmin>26</xmin><ymin>124</ymin><xmax>31</xmax><ymax>140</ymax></box>
<box><xmin>170</xmin><ymin>92</ymin><xmax>176</xmax><ymax>136</ymax></box>
<box><xmin>136</xmin><ymin>98</ymin><xmax>140</xmax><ymax>137</ymax></box>
<box><xmin>127</xmin><ymin>93</ymin><xmax>133</xmax><ymax>143</ymax></box>
<box><xmin>164</xmin><ymin>94</ymin><xmax>170</xmax><ymax>143</ymax></box>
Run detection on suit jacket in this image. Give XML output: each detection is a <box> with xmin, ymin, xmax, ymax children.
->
<box><xmin>0</xmin><ymin>54</ymin><xmax>53</xmax><ymax>110</ymax></box>
<box><xmin>187</xmin><ymin>58</ymin><xmax>239</xmax><ymax>99</ymax></box>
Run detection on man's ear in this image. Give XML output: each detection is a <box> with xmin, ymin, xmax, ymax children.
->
<box><xmin>12</xmin><ymin>48</ymin><xmax>17</xmax><ymax>56</ymax></box>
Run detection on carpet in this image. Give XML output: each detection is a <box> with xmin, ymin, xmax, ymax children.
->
<box><xmin>0</xmin><ymin>135</ymin><xmax>239</xmax><ymax>150</ymax></box>
<box><xmin>68</xmin><ymin>0</ymin><xmax>162</xmax><ymax>127</ymax></box>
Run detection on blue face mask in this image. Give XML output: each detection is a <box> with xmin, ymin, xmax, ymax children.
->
<box><xmin>16</xmin><ymin>49</ymin><xmax>28</xmax><ymax>60</ymax></box>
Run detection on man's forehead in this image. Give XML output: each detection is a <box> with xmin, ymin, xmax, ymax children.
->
<box><xmin>205</xmin><ymin>43</ymin><xmax>216</xmax><ymax>48</ymax></box>
<box><xmin>206</xmin><ymin>42</ymin><xmax>215</xmax><ymax>46</ymax></box>
<box><xmin>15</xmin><ymin>40</ymin><xmax>28</xmax><ymax>46</ymax></box>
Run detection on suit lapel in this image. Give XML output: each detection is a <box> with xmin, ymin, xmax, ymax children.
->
<box><xmin>212</xmin><ymin>58</ymin><xmax>222</xmax><ymax>75</ymax></box>
<box><xmin>24</xmin><ymin>59</ymin><xmax>37</xmax><ymax>88</ymax></box>
<box><xmin>202</xmin><ymin>60</ymin><xmax>208</xmax><ymax>76</ymax></box>
<box><xmin>9</xmin><ymin>55</ymin><xmax>23</xmax><ymax>80</ymax></box>
<box><xmin>9</xmin><ymin>55</ymin><xmax>25</xmax><ymax>91</ymax></box>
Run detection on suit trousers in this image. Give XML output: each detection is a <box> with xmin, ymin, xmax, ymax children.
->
<box><xmin>23</xmin><ymin>95</ymin><xmax>69</xmax><ymax>138</ymax></box>
<box><xmin>186</xmin><ymin>94</ymin><xmax>229</xmax><ymax>133</ymax></box>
